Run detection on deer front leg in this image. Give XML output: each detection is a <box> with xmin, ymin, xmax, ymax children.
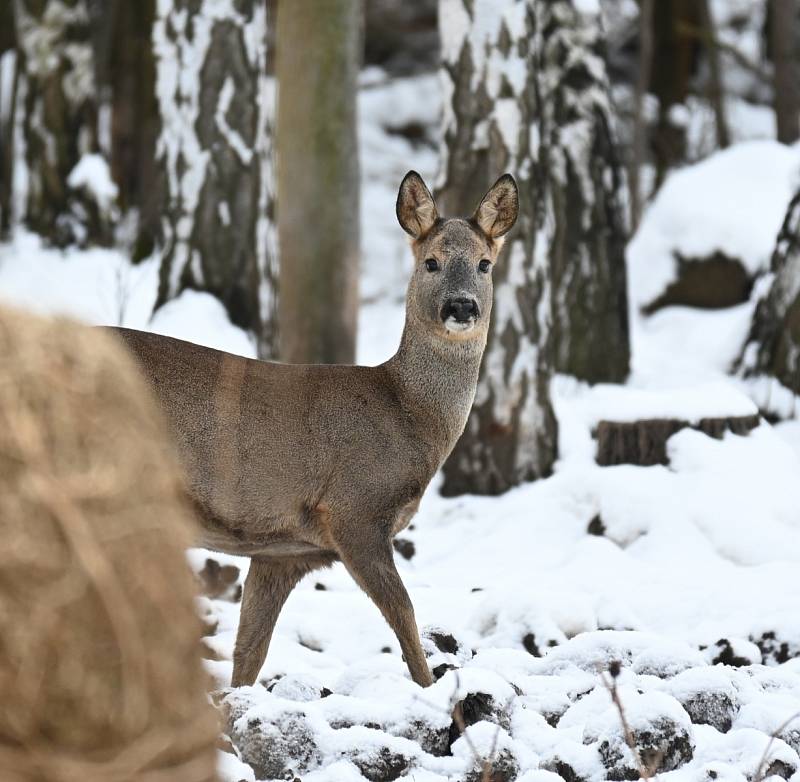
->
<box><xmin>336</xmin><ymin>526</ymin><xmax>433</xmax><ymax>687</ymax></box>
<box><xmin>231</xmin><ymin>558</ymin><xmax>313</xmax><ymax>687</ymax></box>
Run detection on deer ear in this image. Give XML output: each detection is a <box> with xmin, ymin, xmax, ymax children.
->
<box><xmin>396</xmin><ymin>171</ymin><xmax>439</xmax><ymax>238</ymax></box>
<box><xmin>473</xmin><ymin>174</ymin><xmax>519</xmax><ymax>238</ymax></box>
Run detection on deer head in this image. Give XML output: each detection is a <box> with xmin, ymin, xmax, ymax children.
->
<box><xmin>396</xmin><ymin>171</ymin><xmax>519</xmax><ymax>343</ymax></box>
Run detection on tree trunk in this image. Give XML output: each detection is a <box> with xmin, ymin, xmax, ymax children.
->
<box><xmin>92</xmin><ymin>0</ymin><xmax>162</xmax><ymax>262</ymax></box>
<box><xmin>539</xmin><ymin>0</ymin><xmax>630</xmax><ymax>383</ymax></box>
<box><xmin>629</xmin><ymin>0</ymin><xmax>653</xmax><ymax>232</ymax></box>
<box><xmin>699</xmin><ymin>0</ymin><xmax>730</xmax><ymax>150</ymax></box>
<box><xmin>438</xmin><ymin>0</ymin><xmax>557</xmax><ymax>496</ymax></box>
<box><xmin>438</xmin><ymin>0</ymin><xmax>630</xmax><ymax>495</ymax></box>
<box><xmin>276</xmin><ymin>0</ymin><xmax>361</xmax><ymax>365</ymax></box>
<box><xmin>736</xmin><ymin>188</ymin><xmax>800</xmax><ymax>395</ymax></box>
<box><xmin>770</xmin><ymin>0</ymin><xmax>800</xmax><ymax>144</ymax></box>
<box><xmin>0</xmin><ymin>1</ymin><xmax>17</xmax><ymax>236</ymax></box>
<box><xmin>650</xmin><ymin>0</ymin><xmax>701</xmax><ymax>188</ymax></box>
<box><xmin>13</xmin><ymin>0</ymin><xmax>114</xmax><ymax>246</ymax></box>
<box><xmin>153</xmin><ymin>0</ymin><xmax>277</xmax><ymax>358</ymax></box>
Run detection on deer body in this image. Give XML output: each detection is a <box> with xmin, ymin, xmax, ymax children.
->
<box><xmin>113</xmin><ymin>173</ymin><xmax>519</xmax><ymax>688</ymax></box>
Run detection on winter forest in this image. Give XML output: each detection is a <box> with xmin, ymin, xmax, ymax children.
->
<box><xmin>3</xmin><ymin>0</ymin><xmax>800</xmax><ymax>780</ymax></box>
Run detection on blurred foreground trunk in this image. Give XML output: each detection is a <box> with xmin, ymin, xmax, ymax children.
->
<box><xmin>12</xmin><ymin>0</ymin><xmax>115</xmax><ymax>246</ymax></box>
<box><xmin>276</xmin><ymin>0</ymin><xmax>361</xmax><ymax>365</ymax></box>
<box><xmin>154</xmin><ymin>0</ymin><xmax>277</xmax><ymax>357</ymax></box>
<box><xmin>437</xmin><ymin>0</ymin><xmax>630</xmax><ymax>496</ymax></box>
<box><xmin>736</xmin><ymin>189</ymin><xmax>800</xmax><ymax>396</ymax></box>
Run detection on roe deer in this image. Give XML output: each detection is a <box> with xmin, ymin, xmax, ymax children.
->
<box><xmin>112</xmin><ymin>172</ymin><xmax>518</xmax><ymax>687</ymax></box>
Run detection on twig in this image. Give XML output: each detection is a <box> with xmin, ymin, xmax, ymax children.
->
<box><xmin>413</xmin><ymin>670</ymin><xmax>503</xmax><ymax>781</ymax></box>
<box><xmin>600</xmin><ymin>665</ymin><xmax>659</xmax><ymax>780</ymax></box>
<box><xmin>753</xmin><ymin>711</ymin><xmax>800</xmax><ymax>782</ymax></box>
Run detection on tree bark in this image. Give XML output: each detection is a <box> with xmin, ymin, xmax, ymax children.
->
<box><xmin>736</xmin><ymin>188</ymin><xmax>800</xmax><ymax>394</ymax></box>
<box><xmin>437</xmin><ymin>0</ymin><xmax>630</xmax><ymax>496</ymax></box>
<box><xmin>438</xmin><ymin>0</ymin><xmax>557</xmax><ymax>496</ymax></box>
<box><xmin>276</xmin><ymin>0</ymin><xmax>361</xmax><ymax>365</ymax></box>
<box><xmin>0</xmin><ymin>2</ymin><xmax>17</xmax><ymax>236</ymax></box>
<box><xmin>539</xmin><ymin>0</ymin><xmax>630</xmax><ymax>384</ymax></box>
<box><xmin>596</xmin><ymin>415</ymin><xmax>760</xmax><ymax>467</ymax></box>
<box><xmin>770</xmin><ymin>0</ymin><xmax>800</xmax><ymax>144</ymax></box>
<box><xmin>699</xmin><ymin>0</ymin><xmax>730</xmax><ymax>150</ymax></box>
<box><xmin>92</xmin><ymin>0</ymin><xmax>162</xmax><ymax>261</ymax></box>
<box><xmin>13</xmin><ymin>0</ymin><xmax>114</xmax><ymax>246</ymax></box>
<box><xmin>650</xmin><ymin>0</ymin><xmax>701</xmax><ymax>189</ymax></box>
<box><xmin>629</xmin><ymin>0</ymin><xmax>653</xmax><ymax>232</ymax></box>
<box><xmin>154</xmin><ymin>0</ymin><xmax>277</xmax><ymax>358</ymax></box>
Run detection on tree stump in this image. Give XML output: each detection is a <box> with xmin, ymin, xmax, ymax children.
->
<box><xmin>595</xmin><ymin>414</ymin><xmax>761</xmax><ymax>466</ymax></box>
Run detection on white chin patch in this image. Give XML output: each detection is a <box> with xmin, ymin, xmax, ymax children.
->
<box><xmin>444</xmin><ymin>318</ymin><xmax>475</xmax><ymax>333</ymax></box>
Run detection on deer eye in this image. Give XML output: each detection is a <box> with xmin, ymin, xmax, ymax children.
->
<box><xmin>424</xmin><ymin>258</ymin><xmax>440</xmax><ymax>272</ymax></box>
<box><xmin>478</xmin><ymin>259</ymin><xmax>491</xmax><ymax>273</ymax></box>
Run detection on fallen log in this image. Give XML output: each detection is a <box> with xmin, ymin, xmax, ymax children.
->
<box><xmin>595</xmin><ymin>414</ymin><xmax>761</xmax><ymax>466</ymax></box>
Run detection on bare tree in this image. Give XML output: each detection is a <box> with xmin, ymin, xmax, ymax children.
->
<box><xmin>437</xmin><ymin>0</ymin><xmax>630</xmax><ymax>495</ymax></box>
<box><xmin>770</xmin><ymin>0</ymin><xmax>800</xmax><ymax>144</ymax></box>
<box><xmin>12</xmin><ymin>0</ymin><xmax>114</xmax><ymax>246</ymax></box>
<box><xmin>736</xmin><ymin>188</ymin><xmax>800</xmax><ymax>396</ymax></box>
<box><xmin>154</xmin><ymin>0</ymin><xmax>277</xmax><ymax>357</ymax></box>
<box><xmin>276</xmin><ymin>0</ymin><xmax>361</xmax><ymax>365</ymax></box>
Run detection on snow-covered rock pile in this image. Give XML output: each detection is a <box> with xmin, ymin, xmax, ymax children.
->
<box><xmin>213</xmin><ymin>629</ymin><xmax>800</xmax><ymax>781</ymax></box>
<box><xmin>627</xmin><ymin>141</ymin><xmax>800</xmax><ymax>315</ymax></box>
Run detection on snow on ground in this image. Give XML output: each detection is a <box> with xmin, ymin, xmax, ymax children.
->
<box><xmin>2</xmin><ymin>71</ymin><xmax>800</xmax><ymax>781</ymax></box>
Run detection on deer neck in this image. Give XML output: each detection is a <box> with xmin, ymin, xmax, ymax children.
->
<box><xmin>385</xmin><ymin>314</ymin><xmax>486</xmax><ymax>451</ymax></box>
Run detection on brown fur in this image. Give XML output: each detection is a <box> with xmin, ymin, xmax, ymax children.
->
<box><xmin>110</xmin><ymin>172</ymin><xmax>519</xmax><ymax>688</ymax></box>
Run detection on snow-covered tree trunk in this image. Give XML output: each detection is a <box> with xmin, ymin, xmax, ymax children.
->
<box><xmin>437</xmin><ymin>0</ymin><xmax>630</xmax><ymax>495</ymax></box>
<box><xmin>13</xmin><ymin>0</ymin><xmax>115</xmax><ymax>246</ymax></box>
<box><xmin>153</xmin><ymin>0</ymin><xmax>277</xmax><ymax>358</ymax></box>
<box><xmin>736</xmin><ymin>189</ymin><xmax>800</xmax><ymax>395</ymax></box>
<box><xmin>539</xmin><ymin>0</ymin><xmax>630</xmax><ymax>383</ymax></box>
<box><xmin>438</xmin><ymin>0</ymin><xmax>558</xmax><ymax>496</ymax></box>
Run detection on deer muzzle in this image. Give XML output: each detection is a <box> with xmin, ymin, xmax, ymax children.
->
<box><xmin>441</xmin><ymin>297</ymin><xmax>480</xmax><ymax>332</ymax></box>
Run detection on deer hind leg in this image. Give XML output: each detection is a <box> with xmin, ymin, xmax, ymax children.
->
<box><xmin>335</xmin><ymin>524</ymin><xmax>433</xmax><ymax>687</ymax></box>
<box><xmin>231</xmin><ymin>555</ymin><xmax>329</xmax><ymax>687</ymax></box>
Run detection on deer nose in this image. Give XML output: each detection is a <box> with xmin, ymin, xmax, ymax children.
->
<box><xmin>441</xmin><ymin>297</ymin><xmax>479</xmax><ymax>323</ymax></box>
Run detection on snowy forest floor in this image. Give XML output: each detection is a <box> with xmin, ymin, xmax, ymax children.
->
<box><xmin>2</xmin><ymin>71</ymin><xmax>800</xmax><ymax>782</ymax></box>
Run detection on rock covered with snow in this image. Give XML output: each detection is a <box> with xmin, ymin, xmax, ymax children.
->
<box><xmin>583</xmin><ymin>689</ymin><xmax>694</xmax><ymax>778</ymax></box>
<box><xmin>628</xmin><ymin>141</ymin><xmax>800</xmax><ymax>313</ymax></box>
<box><xmin>213</xmin><ymin>629</ymin><xmax>800</xmax><ymax>781</ymax></box>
